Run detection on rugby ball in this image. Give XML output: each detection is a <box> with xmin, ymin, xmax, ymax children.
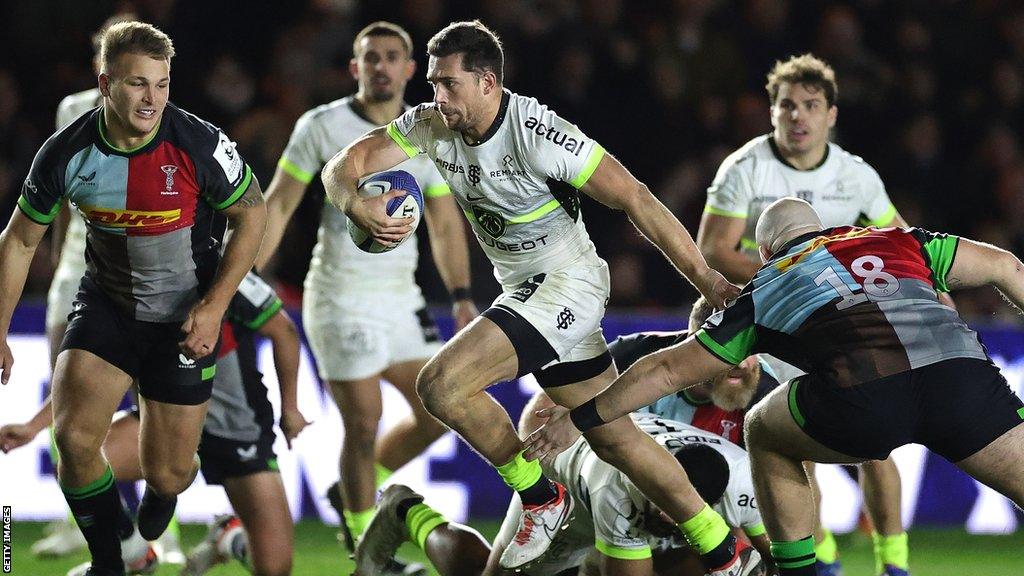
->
<box><xmin>347</xmin><ymin>170</ymin><xmax>424</xmax><ymax>253</ymax></box>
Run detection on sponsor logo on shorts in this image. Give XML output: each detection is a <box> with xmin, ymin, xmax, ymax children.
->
<box><xmin>236</xmin><ymin>444</ymin><xmax>258</xmax><ymax>461</ymax></box>
<box><xmin>509</xmin><ymin>274</ymin><xmax>547</xmax><ymax>303</ymax></box>
<box><xmin>83</xmin><ymin>206</ymin><xmax>181</xmax><ymax>228</ymax></box>
<box><xmin>76</xmin><ymin>171</ymin><xmax>97</xmax><ymax>184</ymax></box>
<box><xmin>556</xmin><ymin>307</ymin><xmax>575</xmax><ymax>330</ymax></box>
<box><xmin>178</xmin><ymin>353</ymin><xmax>196</xmax><ymax>368</ymax></box>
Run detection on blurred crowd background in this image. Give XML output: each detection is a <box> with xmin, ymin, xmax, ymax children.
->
<box><xmin>3</xmin><ymin>0</ymin><xmax>1022</xmax><ymax>323</ymax></box>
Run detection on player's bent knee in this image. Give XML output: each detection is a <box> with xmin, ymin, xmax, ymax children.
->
<box><xmin>53</xmin><ymin>427</ymin><xmax>104</xmax><ymax>466</ymax></box>
<box><xmin>586</xmin><ymin>432</ymin><xmax>632</xmax><ymax>468</ymax></box>
<box><xmin>416</xmin><ymin>361</ymin><xmax>462</xmax><ymax>420</ymax></box>
<box><xmin>743</xmin><ymin>406</ymin><xmax>769</xmax><ymax>450</ymax></box>
<box><xmin>341</xmin><ymin>417</ymin><xmax>379</xmax><ymax>450</ymax></box>
<box><xmin>144</xmin><ymin>464</ymin><xmax>196</xmax><ymax>496</ymax></box>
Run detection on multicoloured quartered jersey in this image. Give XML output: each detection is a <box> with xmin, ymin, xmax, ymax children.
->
<box><xmin>695</xmin><ymin>226</ymin><xmax>986</xmax><ymax>387</ymax></box>
<box><xmin>20</xmin><ymin>103</ymin><xmax>254</xmax><ymax>322</ymax></box>
<box><xmin>387</xmin><ymin>90</ymin><xmax>606</xmax><ymax>286</ymax></box>
<box><xmin>705</xmin><ymin>135</ymin><xmax>896</xmax><ymax>257</ymax></box>
<box><xmin>278</xmin><ymin>97</ymin><xmax>450</xmax><ymax>293</ymax></box>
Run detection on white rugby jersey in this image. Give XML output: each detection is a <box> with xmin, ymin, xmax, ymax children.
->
<box><xmin>278</xmin><ymin>97</ymin><xmax>450</xmax><ymax>292</ymax></box>
<box><xmin>387</xmin><ymin>90</ymin><xmax>606</xmax><ymax>286</ymax></box>
<box><xmin>705</xmin><ymin>134</ymin><xmax>896</xmax><ymax>257</ymax></box>
<box><xmin>537</xmin><ymin>414</ymin><xmax>763</xmax><ymax>564</ymax></box>
<box><xmin>53</xmin><ymin>88</ymin><xmax>102</xmax><ymax>280</ymax></box>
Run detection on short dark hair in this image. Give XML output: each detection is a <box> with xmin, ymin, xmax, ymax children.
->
<box><xmin>766</xmin><ymin>53</ymin><xmax>838</xmax><ymax>107</ymax></box>
<box><xmin>672</xmin><ymin>444</ymin><xmax>730</xmax><ymax>505</ymax></box>
<box><xmin>99</xmin><ymin>21</ymin><xmax>175</xmax><ymax>73</ymax></box>
<box><xmin>352</xmin><ymin>21</ymin><xmax>413</xmax><ymax>57</ymax></box>
<box><xmin>427</xmin><ymin>20</ymin><xmax>504</xmax><ymax>83</ymax></box>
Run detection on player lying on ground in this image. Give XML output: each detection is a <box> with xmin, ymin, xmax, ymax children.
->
<box><xmin>611</xmin><ymin>296</ymin><xmax>910</xmax><ymax>575</ymax></box>
<box><xmin>354</xmin><ymin>395</ymin><xmax>771</xmax><ymax>576</ymax></box>
<box><xmin>323</xmin><ymin>20</ymin><xmax>753</xmax><ymax>575</ymax></box>
<box><xmin>2</xmin><ymin>272</ymin><xmax>307</xmax><ymax>576</ymax></box>
<box><xmin>527</xmin><ymin>198</ymin><xmax>1024</xmax><ymax>576</ymax></box>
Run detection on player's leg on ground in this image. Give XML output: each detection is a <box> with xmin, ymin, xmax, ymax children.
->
<box><xmin>104</xmin><ymin>412</ymin><xmax>143</xmax><ymax>480</ymax></box>
<box><xmin>377</xmin><ymin>359</ymin><xmax>449</xmax><ymax>473</ymax></box>
<box><xmin>221</xmin><ymin>471</ymin><xmax>293</xmax><ymax>576</ymax></box>
<box><xmin>137</xmin><ymin>396</ymin><xmax>207</xmax><ymax>538</ymax></box>
<box><xmin>328</xmin><ymin>374</ymin><xmax>385</xmax><ymax>541</ymax></box>
<box><xmin>52</xmin><ymin>349</ymin><xmax>136</xmax><ymax>572</ymax></box>
<box><xmin>745</xmin><ymin>384</ymin><xmax>864</xmax><ymax>576</ymax></box>
<box><xmin>861</xmin><ymin>457</ymin><xmax>909</xmax><ymax>575</ymax></box>
<box><xmin>542</xmin><ymin>368</ymin><xmax>741</xmax><ymax>574</ymax></box>
<box><xmin>954</xmin><ymin>421</ymin><xmax>1024</xmax><ymax>508</ymax></box>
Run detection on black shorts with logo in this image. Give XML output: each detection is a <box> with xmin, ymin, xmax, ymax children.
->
<box><xmin>197</xmin><ymin>432</ymin><xmax>278</xmax><ymax>485</ymax></box>
<box><xmin>790</xmin><ymin>357</ymin><xmax>1024</xmax><ymax>462</ymax></box>
<box><xmin>60</xmin><ymin>279</ymin><xmax>217</xmax><ymax>405</ymax></box>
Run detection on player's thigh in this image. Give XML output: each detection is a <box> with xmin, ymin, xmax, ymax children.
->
<box><xmin>222</xmin><ymin>472</ymin><xmax>294</xmax><ymax>561</ymax></box>
<box><xmin>744</xmin><ymin>382</ymin><xmax>864</xmax><ymax>464</ymax></box>
<box><xmin>51</xmin><ymin>349</ymin><xmax>134</xmax><ymax>456</ymax></box>
<box><xmin>422</xmin><ymin>314</ymin><xmax>519</xmax><ymax>392</ymax></box>
<box><xmin>138</xmin><ymin>396</ymin><xmax>208</xmax><ymax>472</ymax></box>
<box><xmin>543</xmin><ymin>360</ymin><xmax>617</xmax><ymax>410</ymax></box>
<box><xmin>328</xmin><ymin>376</ymin><xmax>384</xmax><ymax>429</ymax></box>
<box><xmin>954</xmin><ymin>422</ymin><xmax>1024</xmax><ymax>506</ymax></box>
<box><xmin>103</xmin><ymin>410</ymin><xmax>143</xmax><ymax>481</ymax></box>
<box><xmin>383</xmin><ymin>302</ymin><xmax>443</xmax><ymax>396</ymax></box>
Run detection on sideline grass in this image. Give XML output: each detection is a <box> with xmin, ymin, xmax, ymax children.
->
<box><xmin>7</xmin><ymin>520</ymin><xmax>1023</xmax><ymax>575</ymax></box>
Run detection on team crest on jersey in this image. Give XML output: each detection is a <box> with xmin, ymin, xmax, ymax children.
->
<box><xmin>472</xmin><ymin>206</ymin><xmax>506</xmax><ymax>238</ymax></box>
<box><xmin>160</xmin><ymin>165</ymin><xmax>179</xmax><ymax>195</ymax></box>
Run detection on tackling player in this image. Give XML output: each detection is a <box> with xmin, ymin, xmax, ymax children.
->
<box><xmin>256</xmin><ymin>22</ymin><xmax>475</xmax><ymax>557</ymax></box>
<box><xmin>0</xmin><ymin>22</ymin><xmax>266</xmax><ymax>576</ymax></box>
<box><xmin>696</xmin><ymin>54</ymin><xmax>914</xmax><ymax>576</ymax></box>
<box><xmin>322</xmin><ymin>20</ymin><xmax>751</xmax><ymax>575</ymax></box>
<box><xmin>528</xmin><ymin>198</ymin><xmax>1024</xmax><ymax>576</ymax></box>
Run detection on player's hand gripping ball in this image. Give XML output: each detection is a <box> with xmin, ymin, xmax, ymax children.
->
<box><xmin>348</xmin><ymin>170</ymin><xmax>424</xmax><ymax>253</ymax></box>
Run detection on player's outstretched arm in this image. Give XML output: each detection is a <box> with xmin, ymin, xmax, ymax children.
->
<box><xmin>946</xmin><ymin>237</ymin><xmax>1024</xmax><ymax>314</ymax></box>
<box><xmin>180</xmin><ymin>179</ymin><xmax>267</xmax><ymax>360</ymax></box>
<box><xmin>0</xmin><ymin>211</ymin><xmax>49</xmax><ymax>384</ymax></box>
<box><xmin>523</xmin><ymin>338</ymin><xmax>731</xmax><ymax>460</ymax></box>
<box><xmin>322</xmin><ymin>126</ymin><xmax>415</xmax><ymax>245</ymax></box>
<box><xmin>580</xmin><ymin>154</ymin><xmax>740</xmax><ymax>308</ymax></box>
<box><xmin>0</xmin><ymin>394</ymin><xmax>53</xmax><ymax>453</ymax></box>
<box><xmin>696</xmin><ymin>212</ymin><xmax>762</xmax><ymax>284</ymax></box>
<box><xmin>257</xmin><ymin>309</ymin><xmax>310</xmax><ymax>448</ymax></box>
<box><xmin>255</xmin><ymin>166</ymin><xmax>308</xmax><ymax>271</ymax></box>
<box><xmin>424</xmin><ymin>193</ymin><xmax>477</xmax><ymax>330</ymax></box>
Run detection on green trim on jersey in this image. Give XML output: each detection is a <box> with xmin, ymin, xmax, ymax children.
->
<box><xmin>857</xmin><ymin>203</ymin><xmax>897</xmax><ymax>227</ymax></box>
<box><xmin>277</xmin><ymin>157</ymin><xmax>314</xmax><ymax>184</ymax></box>
<box><xmin>424</xmin><ymin>182</ymin><xmax>452</xmax><ymax>198</ymax></box>
<box><xmin>387</xmin><ymin>122</ymin><xmax>419</xmax><ymax>159</ymax></box>
<box><xmin>595</xmin><ymin>540</ymin><xmax>652</xmax><ymax>560</ymax></box>
<box><xmin>508</xmin><ymin>199</ymin><xmax>560</xmax><ymax>224</ymax></box>
<box><xmin>740</xmin><ymin>237</ymin><xmax>759</xmax><ymax>251</ymax></box>
<box><xmin>209</xmin><ymin>164</ymin><xmax>254</xmax><ymax>210</ymax></box>
<box><xmin>922</xmin><ymin>234</ymin><xmax>959</xmax><ymax>293</ymax></box>
<box><xmin>202</xmin><ymin>365</ymin><xmax>217</xmax><ymax>381</ymax></box>
<box><xmin>245</xmin><ymin>297</ymin><xmax>283</xmax><ymax>330</ymax></box>
<box><xmin>569</xmin><ymin>143</ymin><xmax>606</xmax><ymax>189</ymax></box>
<box><xmin>703</xmin><ymin>203</ymin><xmax>748</xmax><ymax>219</ymax></box>
<box><xmin>695</xmin><ymin>327</ymin><xmax>754</xmax><ymax>366</ymax></box>
<box><xmin>745</xmin><ymin>523</ymin><xmax>767</xmax><ymax>537</ymax></box>
<box><xmin>788</xmin><ymin>380</ymin><xmax>806</xmax><ymax>427</ymax></box>
<box><xmin>18</xmin><ymin>195</ymin><xmax>61</xmax><ymax>225</ymax></box>
<box><xmin>97</xmin><ymin>113</ymin><xmax>160</xmax><ymax>153</ymax></box>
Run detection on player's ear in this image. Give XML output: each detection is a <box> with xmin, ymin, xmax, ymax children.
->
<box><xmin>828</xmin><ymin>104</ymin><xmax>838</xmax><ymax>129</ymax></box>
<box><xmin>404</xmin><ymin>56</ymin><xmax>416</xmax><ymax>81</ymax></box>
<box><xmin>348</xmin><ymin>57</ymin><xmax>359</xmax><ymax>81</ymax></box>
<box><xmin>481</xmin><ymin>70</ymin><xmax>498</xmax><ymax>95</ymax></box>
<box><xmin>98</xmin><ymin>73</ymin><xmax>111</xmax><ymax>97</ymax></box>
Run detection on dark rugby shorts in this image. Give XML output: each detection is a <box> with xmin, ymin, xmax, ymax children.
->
<box><xmin>789</xmin><ymin>357</ymin><xmax>1024</xmax><ymax>462</ymax></box>
<box><xmin>60</xmin><ymin>278</ymin><xmax>217</xmax><ymax>405</ymax></box>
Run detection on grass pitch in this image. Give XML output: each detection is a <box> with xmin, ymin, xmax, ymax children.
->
<box><xmin>7</xmin><ymin>520</ymin><xmax>1023</xmax><ymax>575</ymax></box>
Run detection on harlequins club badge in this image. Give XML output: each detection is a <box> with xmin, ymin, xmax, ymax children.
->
<box><xmin>472</xmin><ymin>206</ymin><xmax>506</xmax><ymax>239</ymax></box>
